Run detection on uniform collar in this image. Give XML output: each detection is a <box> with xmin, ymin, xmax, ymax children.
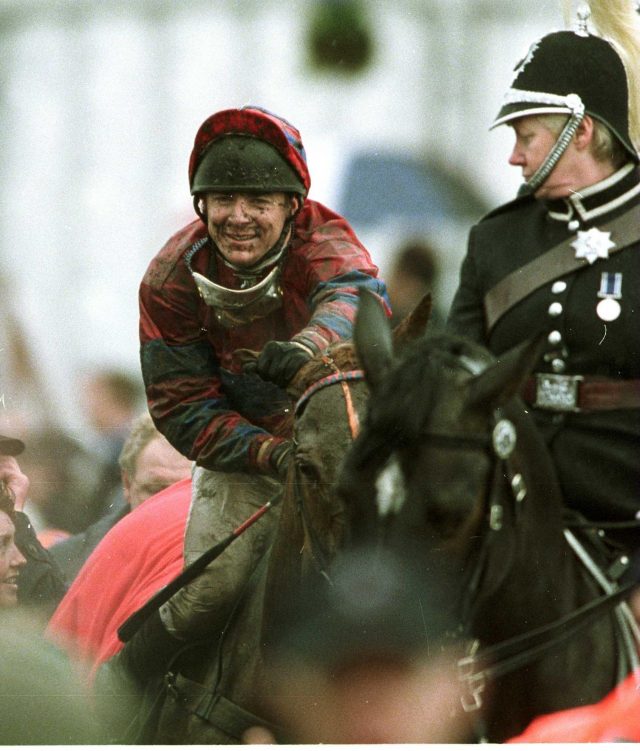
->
<box><xmin>545</xmin><ymin>163</ymin><xmax>640</xmax><ymax>226</ymax></box>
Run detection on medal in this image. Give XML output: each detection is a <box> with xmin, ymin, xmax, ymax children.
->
<box><xmin>572</xmin><ymin>227</ymin><xmax>616</xmax><ymax>265</ymax></box>
<box><xmin>596</xmin><ymin>272</ymin><xmax>622</xmax><ymax>321</ymax></box>
<box><xmin>596</xmin><ymin>298</ymin><xmax>621</xmax><ymax>321</ymax></box>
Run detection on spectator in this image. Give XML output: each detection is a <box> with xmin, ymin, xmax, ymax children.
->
<box><xmin>0</xmin><ymin>483</ymin><xmax>27</xmax><ymax>608</ymax></box>
<box><xmin>248</xmin><ymin>549</ymin><xmax>471</xmax><ymax>744</ymax></box>
<box><xmin>46</xmin><ymin>477</ymin><xmax>192</xmax><ymax>680</ymax></box>
<box><xmin>507</xmin><ymin>668</ymin><xmax>640</xmax><ymax>743</ymax></box>
<box><xmin>386</xmin><ymin>238</ymin><xmax>445</xmax><ymax>329</ymax></box>
<box><xmin>79</xmin><ymin>367</ymin><xmax>145</xmax><ymax>524</ymax></box>
<box><xmin>0</xmin><ymin>611</ymin><xmax>106</xmax><ymax>744</ymax></box>
<box><xmin>49</xmin><ymin>412</ymin><xmax>192</xmax><ymax>586</ymax></box>
<box><xmin>0</xmin><ymin>433</ymin><xmax>67</xmax><ymax>620</ymax></box>
<box><xmin>18</xmin><ymin>426</ymin><xmax>96</xmax><ymax>538</ymax></box>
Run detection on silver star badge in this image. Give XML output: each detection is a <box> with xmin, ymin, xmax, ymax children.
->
<box><xmin>571</xmin><ymin>228</ymin><xmax>616</xmax><ymax>265</ymax></box>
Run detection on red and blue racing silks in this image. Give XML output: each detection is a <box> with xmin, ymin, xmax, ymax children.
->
<box><xmin>139</xmin><ymin>200</ymin><xmax>387</xmax><ymax>474</ymax></box>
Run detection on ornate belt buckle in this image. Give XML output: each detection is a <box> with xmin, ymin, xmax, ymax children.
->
<box><xmin>534</xmin><ymin>374</ymin><xmax>583</xmax><ymax>412</ymax></box>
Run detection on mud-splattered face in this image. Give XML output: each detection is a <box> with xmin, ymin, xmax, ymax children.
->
<box><xmin>203</xmin><ymin>192</ymin><xmax>298</xmax><ymax>267</ymax></box>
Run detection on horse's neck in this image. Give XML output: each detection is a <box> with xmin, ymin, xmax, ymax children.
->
<box><xmin>471</xmin><ymin>426</ymin><xmax>581</xmax><ymax>636</ymax></box>
<box><xmin>207</xmin><ymin>552</ymin><xmax>270</xmax><ymax>714</ymax></box>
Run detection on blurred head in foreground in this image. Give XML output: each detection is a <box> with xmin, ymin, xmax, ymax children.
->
<box><xmin>251</xmin><ymin>548</ymin><xmax>473</xmax><ymax>744</ymax></box>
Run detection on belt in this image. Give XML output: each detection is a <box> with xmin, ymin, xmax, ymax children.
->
<box><xmin>522</xmin><ymin>374</ymin><xmax>640</xmax><ymax>413</ymax></box>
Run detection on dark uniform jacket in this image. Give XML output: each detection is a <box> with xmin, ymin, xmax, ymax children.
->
<box><xmin>447</xmin><ymin>164</ymin><xmax>640</xmax><ymax>542</ymax></box>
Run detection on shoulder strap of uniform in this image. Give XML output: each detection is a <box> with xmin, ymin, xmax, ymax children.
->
<box><xmin>484</xmin><ymin>202</ymin><xmax>640</xmax><ymax>334</ymax></box>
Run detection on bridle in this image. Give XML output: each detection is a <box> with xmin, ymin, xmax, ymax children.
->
<box><xmin>292</xmin><ymin>356</ymin><xmax>365</xmax><ymax>581</ymax></box>
<box><xmin>362</xmin><ymin>352</ymin><xmax>640</xmax><ymax>735</ymax></box>
<box><xmin>292</xmin><ymin>350</ymin><xmax>638</xmax><ymax>740</ymax></box>
<box><xmin>295</xmin><ymin>356</ymin><xmax>364</xmax><ymax>439</ymax></box>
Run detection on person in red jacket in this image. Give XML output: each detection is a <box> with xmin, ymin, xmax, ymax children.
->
<box><xmin>507</xmin><ymin>669</ymin><xmax>640</xmax><ymax>743</ymax></box>
<box><xmin>46</xmin><ymin>478</ymin><xmax>192</xmax><ymax>682</ymax></box>
<box><xmin>132</xmin><ymin>106</ymin><xmax>388</xmax><ymax>673</ymax></box>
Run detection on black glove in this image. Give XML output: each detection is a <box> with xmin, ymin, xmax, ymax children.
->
<box><xmin>270</xmin><ymin>440</ymin><xmax>293</xmax><ymax>480</ymax></box>
<box><xmin>249</xmin><ymin>341</ymin><xmax>312</xmax><ymax>389</ymax></box>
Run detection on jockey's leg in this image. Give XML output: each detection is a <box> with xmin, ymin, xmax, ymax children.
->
<box><xmin>160</xmin><ymin>466</ymin><xmax>281</xmax><ymax>640</ymax></box>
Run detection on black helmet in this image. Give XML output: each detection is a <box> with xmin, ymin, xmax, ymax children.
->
<box><xmin>190</xmin><ymin>134</ymin><xmax>306</xmax><ymax>196</ymax></box>
<box><xmin>189</xmin><ymin>106</ymin><xmax>310</xmax><ymax>199</ymax></box>
<box><xmin>492</xmin><ymin>6</ymin><xmax>640</xmax><ymax>195</ymax></box>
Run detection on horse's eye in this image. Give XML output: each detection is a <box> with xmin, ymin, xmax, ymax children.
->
<box><xmin>296</xmin><ymin>457</ymin><xmax>320</xmax><ymax>482</ymax></box>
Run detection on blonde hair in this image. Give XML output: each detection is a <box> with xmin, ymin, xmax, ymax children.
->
<box><xmin>538</xmin><ymin>113</ymin><xmax>628</xmax><ymax>168</ymax></box>
<box><xmin>118</xmin><ymin>412</ymin><xmax>162</xmax><ymax>477</ymax></box>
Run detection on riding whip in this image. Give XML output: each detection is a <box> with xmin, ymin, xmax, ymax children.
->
<box><xmin>117</xmin><ymin>492</ymin><xmax>280</xmax><ymax>643</ymax></box>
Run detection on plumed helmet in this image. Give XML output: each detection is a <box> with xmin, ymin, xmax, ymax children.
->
<box><xmin>492</xmin><ymin>30</ymin><xmax>638</xmax><ymax>164</ymax></box>
<box><xmin>189</xmin><ymin>106</ymin><xmax>310</xmax><ymax>197</ymax></box>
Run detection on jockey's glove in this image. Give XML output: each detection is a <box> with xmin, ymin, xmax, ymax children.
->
<box><xmin>248</xmin><ymin>340</ymin><xmax>313</xmax><ymax>389</ymax></box>
<box><xmin>270</xmin><ymin>439</ymin><xmax>293</xmax><ymax>480</ymax></box>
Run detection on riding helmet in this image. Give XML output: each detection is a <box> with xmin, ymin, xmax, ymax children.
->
<box><xmin>189</xmin><ymin>106</ymin><xmax>310</xmax><ymax>198</ymax></box>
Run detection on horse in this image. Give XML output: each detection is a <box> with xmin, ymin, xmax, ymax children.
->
<box><xmin>134</xmin><ymin>295</ymin><xmax>433</xmax><ymax>744</ymax></box>
<box><xmin>337</xmin><ymin>289</ymin><xmax>639</xmax><ymax>742</ymax></box>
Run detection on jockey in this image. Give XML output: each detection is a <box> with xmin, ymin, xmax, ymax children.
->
<box><xmin>111</xmin><ymin>106</ymin><xmax>388</xmax><ymax>684</ymax></box>
<box><xmin>447</xmin><ymin>0</ymin><xmax>640</xmax><ymax>564</ymax></box>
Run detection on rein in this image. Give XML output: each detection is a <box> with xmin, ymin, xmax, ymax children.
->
<box><xmin>399</xmin><ymin>364</ymin><xmax>638</xmax><ymax>723</ymax></box>
<box><xmin>445</xmin><ymin>407</ymin><xmax>640</xmax><ymax>723</ymax></box>
<box><xmin>459</xmin><ymin>578</ymin><xmax>638</xmax><ymax>713</ymax></box>
<box><xmin>295</xmin><ymin>359</ymin><xmax>364</xmax><ymax>440</ymax></box>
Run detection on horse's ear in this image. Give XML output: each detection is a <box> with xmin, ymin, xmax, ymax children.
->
<box><xmin>391</xmin><ymin>292</ymin><xmax>432</xmax><ymax>351</ymax></box>
<box><xmin>354</xmin><ymin>289</ymin><xmax>394</xmax><ymax>392</ymax></box>
<box><xmin>465</xmin><ymin>331</ymin><xmax>546</xmax><ymax>410</ymax></box>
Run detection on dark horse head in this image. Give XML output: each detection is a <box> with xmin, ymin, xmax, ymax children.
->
<box><xmin>337</xmin><ymin>290</ymin><xmax>623</xmax><ymax>741</ymax></box>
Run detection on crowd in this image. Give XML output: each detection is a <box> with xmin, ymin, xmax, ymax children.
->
<box><xmin>1</xmin><ymin>0</ymin><xmax>639</xmax><ymax>744</ymax></box>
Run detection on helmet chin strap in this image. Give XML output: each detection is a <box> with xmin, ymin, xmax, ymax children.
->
<box><xmin>521</xmin><ymin>93</ymin><xmax>585</xmax><ymax>195</ymax></box>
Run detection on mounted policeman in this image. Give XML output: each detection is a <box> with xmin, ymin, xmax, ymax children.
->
<box><xmin>118</xmin><ymin>106</ymin><xmax>388</xmax><ymax>677</ymax></box>
<box><xmin>447</xmin><ymin>0</ymin><xmax>640</xmax><ymax>567</ymax></box>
